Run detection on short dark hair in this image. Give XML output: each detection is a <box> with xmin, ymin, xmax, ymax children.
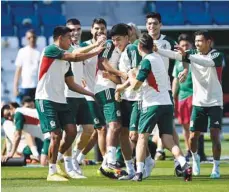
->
<box><xmin>66</xmin><ymin>18</ymin><xmax>81</xmax><ymax>26</ymax></box>
<box><xmin>178</xmin><ymin>33</ymin><xmax>192</xmax><ymax>44</ymax></box>
<box><xmin>53</xmin><ymin>26</ymin><xmax>72</xmax><ymax>41</ymax></box>
<box><xmin>9</xmin><ymin>102</ymin><xmax>20</xmax><ymax>109</ymax></box>
<box><xmin>139</xmin><ymin>33</ymin><xmax>153</xmax><ymax>51</ymax></box>
<box><xmin>1</xmin><ymin>104</ymin><xmax>10</xmax><ymax>118</ymax></box>
<box><xmin>194</xmin><ymin>30</ymin><xmax>212</xmax><ymax>40</ymax></box>
<box><xmin>110</xmin><ymin>23</ymin><xmax>129</xmax><ymax>37</ymax></box>
<box><xmin>92</xmin><ymin>18</ymin><xmax>107</xmax><ymax>28</ymax></box>
<box><xmin>21</xmin><ymin>96</ymin><xmax>33</xmax><ymax>105</ymax></box>
<box><xmin>146</xmin><ymin>12</ymin><xmax>161</xmax><ymax>23</ymax></box>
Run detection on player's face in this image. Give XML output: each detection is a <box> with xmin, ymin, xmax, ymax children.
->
<box><xmin>195</xmin><ymin>35</ymin><xmax>211</xmax><ymax>52</ymax></box>
<box><xmin>179</xmin><ymin>40</ymin><xmax>192</xmax><ymax>51</ymax></box>
<box><xmin>23</xmin><ymin>102</ymin><xmax>35</xmax><ymax>109</ymax></box>
<box><xmin>91</xmin><ymin>23</ymin><xmax>107</xmax><ymax>41</ymax></box>
<box><xmin>3</xmin><ymin>108</ymin><xmax>12</xmax><ymax>120</ymax></box>
<box><xmin>26</xmin><ymin>32</ymin><xmax>37</xmax><ymax>47</ymax></box>
<box><xmin>67</xmin><ymin>24</ymin><xmax>82</xmax><ymax>44</ymax></box>
<box><xmin>146</xmin><ymin>18</ymin><xmax>161</xmax><ymax>37</ymax></box>
<box><xmin>112</xmin><ymin>35</ymin><xmax>129</xmax><ymax>52</ymax></box>
<box><xmin>60</xmin><ymin>32</ymin><xmax>72</xmax><ymax>50</ymax></box>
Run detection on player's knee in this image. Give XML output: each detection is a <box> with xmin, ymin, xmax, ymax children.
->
<box><xmin>83</xmin><ymin>125</ymin><xmax>94</xmax><ymax>135</ymax></box>
<box><xmin>109</xmin><ymin>122</ymin><xmax>121</xmax><ymax>133</ymax></box>
<box><xmin>50</xmin><ymin>132</ymin><xmax>62</xmax><ymax>142</ymax></box>
<box><xmin>129</xmin><ymin>131</ymin><xmax>138</xmax><ymax>142</ymax></box>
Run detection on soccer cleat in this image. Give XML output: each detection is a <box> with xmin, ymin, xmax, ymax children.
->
<box><xmin>185</xmin><ymin>150</ymin><xmax>192</xmax><ymax>162</ymax></box>
<box><xmin>103</xmin><ymin>163</ymin><xmax>122</xmax><ymax>175</ymax></box>
<box><xmin>131</xmin><ymin>172</ymin><xmax>143</xmax><ymax>182</ymax></box>
<box><xmin>192</xmin><ymin>155</ymin><xmax>200</xmax><ymax>176</ymax></box>
<box><xmin>143</xmin><ymin>160</ymin><xmax>155</xmax><ymax>179</ymax></box>
<box><xmin>183</xmin><ymin>166</ymin><xmax>192</xmax><ymax>182</ymax></box>
<box><xmin>72</xmin><ymin>158</ymin><xmax>83</xmax><ymax>175</ymax></box>
<box><xmin>47</xmin><ymin>173</ymin><xmax>69</xmax><ymax>181</ymax></box>
<box><xmin>210</xmin><ymin>171</ymin><xmax>220</xmax><ymax>179</ymax></box>
<box><xmin>118</xmin><ymin>172</ymin><xmax>135</xmax><ymax>180</ymax></box>
<box><xmin>174</xmin><ymin>164</ymin><xmax>183</xmax><ymax>177</ymax></box>
<box><xmin>97</xmin><ymin>166</ymin><xmax>119</xmax><ymax>179</ymax></box>
<box><xmin>67</xmin><ymin>170</ymin><xmax>87</xmax><ymax>179</ymax></box>
<box><xmin>56</xmin><ymin>161</ymin><xmax>69</xmax><ymax>178</ymax></box>
<box><xmin>155</xmin><ymin>151</ymin><xmax>166</xmax><ymax>161</ymax></box>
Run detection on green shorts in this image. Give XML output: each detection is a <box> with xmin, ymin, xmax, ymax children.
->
<box><xmin>138</xmin><ymin>105</ymin><xmax>174</xmax><ymax>136</ymax></box>
<box><xmin>23</xmin><ymin>138</ymin><xmax>50</xmax><ymax>157</ymax></box>
<box><xmin>120</xmin><ymin>100</ymin><xmax>141</xmax><ymax>131</ymax></box>
<box><xmin>95</xmin><ymin>88</ymin><xmax>121</xmax><ymax>123</ymax></box>
<box><xmin>35</xmin><ymin>99</ymin><xmax>75</xmax><ymax>133</ymax></box>
<box><xmin>66</xmin><ymin>97</ymin><xmax>93</xmax><ymax>125</ymax></box>
<box><xmin>87</xmin><ymin>101</ymin><xmax>106</xmax><ymax>129</ymax></box>
<box><xmin>190</xmin><ymin>106</ymin><xmax>223</xmax><ymax>132</ymax></box>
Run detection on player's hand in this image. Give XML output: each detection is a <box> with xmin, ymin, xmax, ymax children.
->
<box><xmin>102</xmin><ymin>71</ymin><xmax>111</xmax><ymax>79</ymax></box>
<box><xmin>178</xmin><ymin>69</ymin><xmax>188</xmax><ymax>83</ymax></box>
<box><xmin>115</xmin><ymin>91</ymin><xmax>122</xmax><ymax>102</ymax></box>
<box><xmin>174</xmin><ymin>45</ymin><xmax>186</xmax><ymax>57</ymax></box>
<box><xmin>128</xmin><ymin>68</ymin><xmax>137</xmax><ymax>79</ymax></box>
<box><xmin>96</xmin><ymin>35</ymin><xmax>106</xmax><ymax>47</ymax></box>
<box><xmin>120</xmin><ymin>72</ymin><xmax>128</xmax><ymax>81</ymax></box>
<box><xmin>153</xmin><ymin>44</ymin><xmax>158</xmax><ymax>52</ymax></box>
<box><xmin>95</xmin><ymin>43</ymin><xmax>105</xmax><ymax>54</ymax></box>
<box><xmin>115</xmin><ymin>84</ymin><xmax>125</xmax><ymax>93</ymax></box>
<box><xmin>1</xmin><ymin>153</ymin><xmax>13</xmax><ymax>162</ymax></box>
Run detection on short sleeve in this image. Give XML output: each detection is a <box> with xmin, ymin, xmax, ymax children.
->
<box><xmin>136</xmin><ymin>59</ymin><xmax>151</xmax><ymax>82</ymax></box>
<box><xmin>15</xmin><ymin>49</ymin><xmax>23</xmax><ymax>67</ymax></box>
<box><xmin>14</xmin><ymin>112</ymin><xmax>25</xmax><ymax>131</ymax></box>
<box><xmin>65</xmin><ymin>63</ymin><xmax>74</xmax><ymax>77</ymax></box>
<box><xmin>172</xmin><ymin>60</ymin><xmax>180</xmax><ymax>78</ymax></box>
<box><xmin>44</xmin><ymin>44</ymin><xmax>65</xmax><ymax>59</ymax></box>
<box><xmin>101</xmin><ymin>40</ymin><xmax>115</xmax><ymax>59</ymax></box>
<box><xmin>210</xmin><ymin>51</ymin><xmax>224</xmax><ymax>67</ymax></box>
<box><xmin>127</xmin><ymin>44</ymin><xmax>142</xmax><ymax>68</ymax></box>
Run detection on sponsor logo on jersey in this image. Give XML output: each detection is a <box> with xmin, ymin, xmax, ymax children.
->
<box><xmin>210</xmin><ymin>52</ymin><xmax>220</xmax><ymax>60</ymax></box>
<box><xmin>116</xmin><ymin>110</ymin><xmax>121</xmax><ymax>117</ymax></box>
<box><xmin>214</xmin><ymin>121</ymin><xmax>219</xmax><ymax>125</ymax></box>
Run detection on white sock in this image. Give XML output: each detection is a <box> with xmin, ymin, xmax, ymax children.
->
<box><xmin>191</xmin><ymin>151</ymin><xmax>198</xmax><ymax>160</ymax></box>
<box><xmin>136</xmin><ymin>162</ymin><xmax>144</xmax><ymax>173</ymax></box>
<box><xmin>64</xmin><ymin>156</ymin><xmax>73</xmax><ymax>172</ymax></box>
<box><xmin>212</xmin><ymin>160</ymin><xmax>220</xmax><ymax>173</ymax></box>
<box><xmin>72</xmin><ymin>149</ymin><xmax>81</xmax><ymax>159</ymax></box>
<box><xmin>77</xmin><ymin>152</ymin><xmax>85</xmax><ymax>164</ymax></box>
<box><xmin>30</xmin><ymin>146</ymin><xmax>39</xmax><ymax>158</ymax></box>
<box><xmin>125</xmin><ymin>159</ymin><xmax>135</xmax><ymax>175</ymax></box>
<box><xmin>156</xmin><ymin>147</ymin><xmax>164</xmax><ymax>152</ymax></box>
<box><xmin>101</xmin><ymin>154</ymin><xmax>107</xmax><ymax>168</ymax></box>
<box><xmin>145</xmin><ymin>155</ymin><xmax>153</xmax><ymax>165</ymax></box>
<box><xmin>49</xmin><ymin>163</ymin><xmax>57</xmax><ymax>175</ymax></box>
<box><xmin>57</xmin><ymin>152</ymin><xmax>63</xmax><ymax>162</ymax></box>
<box><xmin>177</xmin><ymin>155</ymin><xmax>186</xmax><ymax>168</ymax></box>
<box><xmin>107</xmin><ymin>146</ymin><xmax>116</xmax><ymax>164</ymax></box>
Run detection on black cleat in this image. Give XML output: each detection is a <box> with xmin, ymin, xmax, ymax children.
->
<box><xmin>174</xmin><ymin>164</ymin><xmax>183</xmax><ymax>177</ymax></box>
<box><xmin>131</xmin><ymin>172</ymin><xmax>143</xmax><ymax>182</ymax></box>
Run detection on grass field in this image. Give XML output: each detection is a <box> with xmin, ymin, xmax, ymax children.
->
<box><xmin>2</xmin><ymin>136</ymin><xmax>229</xmax><ymax>192</ymax></box>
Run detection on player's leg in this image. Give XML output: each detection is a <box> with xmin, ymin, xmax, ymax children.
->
<box><xmin>40</xmin><ymin>138</ymin><xmax>50</xmax><ymax>166</ymax></box>
<box><xmin>189</xmin><ymin>106</ymin><xmax>208</xmax><ymax>176</ymax></box>
<box><xmin>208</xmin><ymin>106</ymin><xmax>222</xmax><ymax>179</ymax></box>
<box><xmin>35</xmin><ymin>99</ymin><xmax>68</xmax><ymax>181</ymax></box>
<box><xmin>158</xmin><ymin>105</ymin><xmax>192</xmax><ymax>181</ymax></box>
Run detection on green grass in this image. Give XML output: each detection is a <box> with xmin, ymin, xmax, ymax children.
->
<box><xmin>2</xmin><ymin>162</ymin><xmax>229</xmax><ymax>192</ymax></box>
<box><xmin>2</xmin><ymin>136</ymin><xmax>229</xmax><ymax>192</ymax></box>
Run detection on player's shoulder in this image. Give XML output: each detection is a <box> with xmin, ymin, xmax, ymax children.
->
<box><xmin>186</xmin><ymin>49</ymin><xmax>198</xmax><ymax>55</ymax></box>
<box><xmin>133</xmin><ymin>39</ymin><xmax>139</xmax><ymax>46</ymax></box>
<box><xmin>126</xmin><ymin>43</ymin><xmax>137</xmax><ymax>51</ymax></box>
<box><xmin>105</xmin><ymin>39</ymin><xmax>114</xmax><ymax>46</ymax></box>
<box><xmin>162</xmin><ymin>34</ymin><xmax>177</xmax><ymax>46</ymax></box>
<box><xmin>80</xmin><ymin>40</ymin><xmax>92</xmax><ymax>47</ymax></box>
<box><xmin>210</xmin><ymin>49</ymin><xmax>224</xmax><ymax>57</ymax></box>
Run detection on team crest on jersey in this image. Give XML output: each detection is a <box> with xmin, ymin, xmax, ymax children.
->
<box><xmin>116</xmin><ymin>110</ymin><xmax>121</xmax><ymax>117</ymax></box>
<box><xmin>210</xmin><ymin>52</ymin><xmax>220</xmax><ymax>60</ymax></box>
<box><xmin>50</xmin><ymin>121</ymin><xmax>56</xmax><ymax>128</ymax></box>
<box><xmin>94</xmin><ymin>118</ymin><xmax>100</xmax><ymax>124</ymax></box>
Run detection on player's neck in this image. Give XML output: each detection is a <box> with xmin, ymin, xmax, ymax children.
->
<box><xmin>200</xmin><ymin>47</ymin><xmax>212</xmax><ymax>55</ymax></box>
<box><xmin>151</xmin><ymin>33</ymin><xmax>161</xmax><ymax>40</ymax></box>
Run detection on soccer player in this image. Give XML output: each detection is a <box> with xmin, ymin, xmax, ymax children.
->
<box><xmin>1</xmin><ymin>100</ymin><xmax>50</xmax><ymax>166</ymax></box>
<box><xmin>35</xmin><ymin>26</ymin><xmax>104</xmax><ymax>181</ymax></box>
<box><xmin>129</xmin><ymin>33</ymin><xmax>192</xmax><ymax>182</ymax></box>
<box><xmin>58</xmin><ymin>18</ymin><xmax>106</xmax><ymax>178</ymax></box>
<box><xmin>155</xmin><ymin>30</ymin><xmax>223</xmax><ymax>179</ymax></box>
<box><xmin>78</xmin><ymin>18</ymin><xmax>108</xmax><ymax>170</ymax></box>
<box><xmin>172</xmin><ymin>34</ymin><xmax>193</xmax><ymax>160</ymax></box>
